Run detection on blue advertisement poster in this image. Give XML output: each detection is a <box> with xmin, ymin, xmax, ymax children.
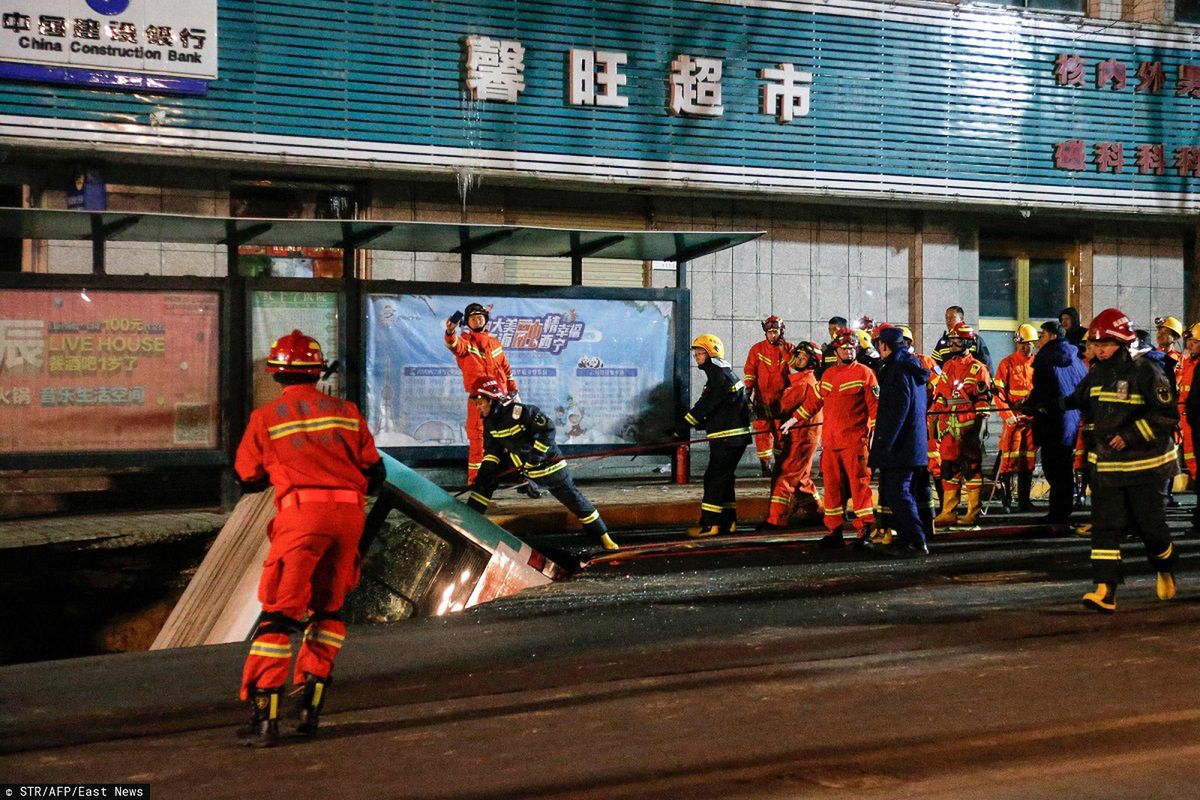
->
<box><xmin>365</xmin><ymin>294</ymin><xmax>676</xmax><ymax>449</ymax></box>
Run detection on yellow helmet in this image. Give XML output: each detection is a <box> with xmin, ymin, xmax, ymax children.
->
<box><xmin>1156</xmin><ymin>316</ymin><xmax>1184</xmax><ymax>337</ymax></box>
<box><xmin>1015</xmin><ymin>323</ymin><xmax>1038</xmax><ymax>343</ymax></box>
<box><xmin>855</xmin><ymin>329</ymin><xmax>872</xmax><ymax>349</ymax></box>
<box><xmin>897</xmin><ymin>325</ymin><xmax>914</xmax><ymax>342</ymax></box>
<box><xmin>691</xmin><ymin>333</ymin><xmax>725</xmax><ymax>359</ymax></box>
<box><xmin>1189</xmin><ymin>322</ymin><xmax>1200</xmax><ymax>340</ymax></box>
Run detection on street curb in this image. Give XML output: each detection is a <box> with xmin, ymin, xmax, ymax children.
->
<box><xmin>493</xmin><ymin>498</ymin><xmax>772</xmax><ymax>535</ymax></box>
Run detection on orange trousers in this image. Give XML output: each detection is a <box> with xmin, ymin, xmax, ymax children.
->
<box><xmin>753</xmin><ymin>418</ymin><xmax>778</xmax><ymax>462</ymax></box>
<box><xmin>240</xmin><ymin>501</ymin><xmax>364</xmax><ymax>700</ymax></box>
<box><xmin>766</xmin><ymin>431</ymin><xmax>821</xmax><ymax>525</ymax></box>
<box><xmin>467</xmin><ymin>400</ymin><xmax>485</xmax><ymax>483</ymax></box>
<box><xmin>820</xmin><ymin>444</ymin><xmax>874</xmax><ymax>533</ymax></box>
<box><xmin>998</xmin><ymin>421</ymin><xmax>1036</xmax><ymax>475</ymax></box>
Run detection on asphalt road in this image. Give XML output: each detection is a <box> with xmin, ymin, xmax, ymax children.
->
<box><xmin>5</xmin><ymin>529</ymin><xmax>1200</xmax><ymax>799</ymax></box>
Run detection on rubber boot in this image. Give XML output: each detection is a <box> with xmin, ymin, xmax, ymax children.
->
<box><xmin>238</xmin><ymin>688</ymin><xmax>281</xmax><ymax>747</ymax></box>
<box><xmin>296</xmin><ymin>675</ymin><xmax>328</xmax><ymax>737</ymax></box>
<box><xmin>759</xmin><ymin>458</ymin><xmax>774</xmax><ymax>478</ymax></box>
<box><xmin>1016</xmin><ymin>472</ymin><xmax>1033</xmax><ymax>512</ymax></box>
<box><xmin>1082</xmin><ymin>583</ymin><xmax>1117</xmax><ymax>613</ymax></box>
<box><xmin>600</xmin><ymin>532</ymin><xmax>620</xmax><ymax>551</ymax></box>
<box><xmin>817</xmin><ymin>525</ymin><xmax>845</xmax><ymax>549</ymax></box>
<box><xmin>1157</xmin><ymin>571</ymin><xmax>1177</xmax><ymax>601</ymax></box>
<box><xmin>958</xmin><ymin>485</ymin><xmax>983</xmax><ymax>527</ymax></box>
<box><xmin>688</xmin><ymin>525</ymin><xmax>721</xmax><ymax>538</ymax></box>
<box><xmin>933</xmin><ymin>485</ymin><xmax>961</xmax><ymax>527</ymax></box>
<box><xmin>999</xmin><ymin>475</ymin><xmax>1013</xmax><ymax>513</ymax></box>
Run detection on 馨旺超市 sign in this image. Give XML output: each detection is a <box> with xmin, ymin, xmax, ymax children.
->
<box><xmin>0</xmin><ymin>0</ymin><xmax>216</xmax><ymax>83</ymax></box>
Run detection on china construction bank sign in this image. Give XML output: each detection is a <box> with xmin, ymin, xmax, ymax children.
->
<box><xmin>0</xmin><ymin>0</ymin><xmax>216</xmax><ymax>93</ymax></box>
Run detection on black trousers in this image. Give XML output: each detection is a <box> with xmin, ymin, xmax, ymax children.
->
<box><xmin>879</xmin><ymin>468</ymin><xmax>927</xmax><ymax>546</ymax></box>
<box><xmin>701</xmin><ymin>442</ymin><xmax>748</xmax><ymax>529</ymax></box>
<box><xmin>1041</xmin><ymin>441</ymin><xmax>1075</xmax><ymax>521</ymax></box>
<box><xmin>469</xmin><ymin>460</ymin><xmax>606</xmax><ymax>538</ymax></box>
<box><xmin>1089</xmin><ymin>479</ymin><xmax>1178</xmax><ymax>584</ymax></box>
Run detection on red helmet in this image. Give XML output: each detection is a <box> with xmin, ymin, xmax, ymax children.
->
<box><xmin>267</xmin><ymin>329</ymin><xmax>326</xmax><ymax>375</ymax></box>
<box><xmin>1088</xmin><ymin>307</ymin><xmax>1136</xmax><ymax>343</ymax></box>
<box><xmin>762</xmin><ymin>315</ymin><xmax>785</xmax><ymax>334</ymax></box>
<box><xmin>948</xmin><ymin>322</ymin><xmax>976</xmax><ymax>341</ymax></box>
<box><xmin>833</xmin><ymin>327</ymin><xmax>858</xmax><ymax>348</ymax></box>
<box><xmin>469</xmin><ymin>376</ymin><xmax>509</xmax><ymax>400</ymax></box>
<box><xmin>871</xmin><ymin>322</ymin><xmax>894</xmax><ymax>340</ymax></box>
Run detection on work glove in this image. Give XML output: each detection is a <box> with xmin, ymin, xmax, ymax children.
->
<box><xmin>779</xmin><ymin>417</ymin><xmax>798</xmax><ymax>435</ymax></box>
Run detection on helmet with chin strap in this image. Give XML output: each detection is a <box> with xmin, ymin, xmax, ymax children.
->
<box><xmin>267</xmin><ymin>330</ymin><xmax>326</xmax><ymax>375</ymax></box>
<box><xmin>1088</xmin><ymin>308</ymin><xmax>1136</xmax><ymax>343</ymax></box>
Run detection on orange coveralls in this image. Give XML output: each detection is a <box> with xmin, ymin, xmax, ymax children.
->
<box><xmin>993</xmin><ymin>350</ymin><xmax>1036</xmax><ymax>474</ymax></box>
<box><xmin>234</xmin><ymin>384</ymin><xmax>382</xmax><ymax>700</ymax></box>
<box><xmin>445</xmin><ymin>327</ymin><xmax>518</xmax><ymax>482</ymax></box>
<box><xmin>1178</xmin><ymin>356</ymin><xmax>1197</xmax><ymax>479</ymax></box>
<box><xmin>931</xmin><ymin>355</ymin><xmax>992</xmax><ymax>494</ymax></box>
<box><xmin>766</xmin><ymin>369</ymin><xmax>822</xmax><ymax>525</ymax></box>
<box><xmin>744</xmin><ymin>338</ymin><xmax>794</xmax><ymax>463</ymax></box>
<box><xmin>795</xmin><ymin>361</ymin><xmax>878</xmax><ymax>533</ymax></box>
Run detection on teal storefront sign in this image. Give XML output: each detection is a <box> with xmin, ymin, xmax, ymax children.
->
<box><xmin>2</xmin><ymin>0</ymin><xmax>1200</xmax><ymax>211</ymax></box>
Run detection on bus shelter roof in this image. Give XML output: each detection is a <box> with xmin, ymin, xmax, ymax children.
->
<box><xmin>0</xmin><ymin>207</ymin><xmax>761</xmax><ymax>262</ymax></box>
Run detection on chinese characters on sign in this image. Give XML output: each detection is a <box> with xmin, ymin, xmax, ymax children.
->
<box><xmin>490</xmin><ymin>313</ymin><xmax>586</xmax><ymax>356</ymax></box>
<box><xmin>462</xmin><ymin>35</ymin><xmax>813</xmax><ymax>121</ymax></box>
<box><xmin>1053</xmin><ymin>53</ymin><xmax>1200</xmax><ymax>177</ymax></box>
<box><xmin>0</xmin><ymin>0</ymin><xmax>217</xmax><ymax>82</ymax></box>
<box><xmin>0</xmin><ymin>290</ymin><xmax>220</xmax><ymax>453</ymax></box>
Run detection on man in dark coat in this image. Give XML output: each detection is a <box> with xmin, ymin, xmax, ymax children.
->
<box><xmin>1025</xmin><ymin>321</ymin><xmax>1088</xmax><ymax>523</ymax></box>
<box><xmin>869</xmin><ymin>327</ymin><xmax>931</xmax><ymax>555</ymax></box>
<box><xmin>1059</xmin><ymin>306</ymin><xmax>1087</xmax><ymax>355</ymax></box>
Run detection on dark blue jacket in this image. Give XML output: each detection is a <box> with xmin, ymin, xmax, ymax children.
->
<box><xmin>1027</xmin><ymin>336</ymin><xmax>1088</xmax><ymax>447</ymax></box>
<box><xmin>869</xmin><ymin>348</ymin><xmax>929</xmax><ymax>470</ymax></box>
<box><xmin>1138</xmin><ymin>348</ymin><xmax>1177</xmax><ymax>396</ymax></box>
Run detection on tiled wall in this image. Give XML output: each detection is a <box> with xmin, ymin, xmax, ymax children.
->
<box><xmin>1091</xmin><ymin>237</ymin><xmax>1185</xmax><ymax>327</ymax></box>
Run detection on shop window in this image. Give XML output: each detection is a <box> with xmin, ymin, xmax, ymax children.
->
<box><xmin>1179</xmin><ymin>0</ymin><xmax>1200</xmax><ymax>23</ymax></box>
<box><xmin>978</xmin><ymin>251</ymin><xmax>1071</xmax><ymax>362</ymax></box>
<box><xmin>230</xmin><ymin>181</ymin><xmax>356</xmax><ymax>278</ymax></box>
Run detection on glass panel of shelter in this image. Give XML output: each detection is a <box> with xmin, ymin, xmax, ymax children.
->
<box><xmin>230</xmin><ymin>180</ymin><xmax>356</xmax><ymax>279</ymax></box>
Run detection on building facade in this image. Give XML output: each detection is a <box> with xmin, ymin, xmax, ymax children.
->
<box><xmin>2</xmin><ymin>0</ymin><xmax>1200</xmax><ymax>399</ymax></box>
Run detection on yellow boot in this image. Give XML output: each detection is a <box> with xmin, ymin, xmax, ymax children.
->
<box><xmin>1082</xmin><ymin>583</ymin><xmax>1117</xmax><ymax>613</ymax></box>
<box><xmin>958</xmin><ymin>485</ymin><xmax>983</xmax><ymax>527</ymax></box>
<box><xmin>933</xmin><ymin>485</ymin><xmax>960</xmax><ymax>526</ymax></box>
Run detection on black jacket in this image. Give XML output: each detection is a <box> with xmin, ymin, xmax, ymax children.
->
<box><xmin>685</xmin><ymin>358</ymin><xmax>752</xmax><ymax>447</ymax></box>
<box><xmin>1064</xmin><ymin>348</ymin><xmax>1179</xmax><ymax>487</ymax></box>
<box><xmin>1027</xmin><ymin>337</ymin><xmax>1088</xmax><ymax>448</ymax></box>
<box><xmin>869</xmin><ymin>348</ymin><xmax>929</xmax><ymax>470</ymax></box>
<box><xmin>931</xmin><ymin>332</ymin><xmax>992</xmax><ymax>372</ymax></box>
<box><xmin>480</xmin><ymin>399</ymin><xmax>566</xmax><ymax>482</ymax></box>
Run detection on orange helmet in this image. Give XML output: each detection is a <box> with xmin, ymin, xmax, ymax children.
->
<box><xmin>948</xmin><ymin>322</ymin><xmax>976</xmax><ymax>341</ymax></box>
<box><xmin>1088</xmin><ymin>308</ymin><xmax>1136</xmax><ymax>343</ymax></box>
<box><xmin>267</xmin><ymin>330</ymin><xmax>326</xmax><ymax>375</ymax></box>
<box><xmin>833</xmin><ymin>327</ymin><xmax>858</xmax><ymax>349</ymax></box>
<box><xmin>469</xmin><ymin>376</ymin><xmax>510</xmax><ymax>400</ymax></box>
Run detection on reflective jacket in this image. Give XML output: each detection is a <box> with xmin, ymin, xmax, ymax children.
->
<box><xmin>930</xmin><ymin>353</ymin><xmax>992</xmax><ymax>437</ymax></box>
<box><xmin>685</xmin><ymin>358</ymin><xmax>752</xmax><ymax>446</ymax></box>
<box><xmin>743</xmin><ymin>338</ymin><xmax>794</xmax><ymax>406</ymax></box>
<box><xmin>795</xmin><ymin>360</ymin><xmax>878</xmax><ymax>451</ymax></box>
<box><xmin>1064</xmin><ymin>348</ymin><xmax>1179</xmax><ymax>487</ymax></box>
<box><xmin>778</xmin><ymin>369</ymin><xmax>821</xmax><ymax>444</ymax></box>
<box><xmin>993</xmin><ymin>350</ymin><xmax>1034</xmax><ymax>424</ymax></box>
<box><xmin>480</xmin><ymin>399</ymin><xmax>566</xmax><ymax>483</ymax></box>
<box><xmin>445</xmin><ymin>328</ymin><xmax>518</xmax><ymax>394</ymax></box>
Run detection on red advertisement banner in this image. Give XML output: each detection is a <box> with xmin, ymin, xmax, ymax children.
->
<box><xmin>0</xmin><ymin>289</ymin><xmax>220</xmax><ymax>453</ymax></box>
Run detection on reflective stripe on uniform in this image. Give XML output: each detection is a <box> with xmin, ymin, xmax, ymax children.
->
<box><xmin>304</xmin><ymin>628</ymin><xmax>345</xmax><ymax>649</ymax></box>
<box><xmin>701</xmin><ymin>502</ymin><xmax>724</xmax><ymax>513</ymax></box>
<box><xmin>1090</xmin><ymin>549</ymin><xmax>1122</xmax><ymax>560</ymax></box>
<box><xmin>1156</xmin><ymin>543</ymin><xmax>1174</xmax><ymax>560</ymax></box>
<box><xmin>249</xmin><ymin>642</ymin><xmax>292</xmax><ymax>659</ymax></box>
<box><xmin>580</xmin><ymin>510</ymin><xmax>600</xmax><ymax>524</ymax></box>
<box><xmin>469</xmin><ymin>492</ymin><xmax>491</xmax><ymax>506</ymax></box>
<box><xmin>685</xmin><ymin>413</ymin><xmax>699</xmax><ymax>425</ymax></box>
<box><xmin>481</xmin><ymin>454</ymin><xmax>500</xmax><ymax>465</ymax></box>
<box><xmin>491</xmin><ymin>424</ymin><xmax>525</xmax><ymax>438</ymax></box>
<box><xmin>1135</xmin><ymin>419</ymin><xmax>1154</xmax><ymax>441</ymax></box>
<box><xmin>533</xmin><ymin>440</ymin><xmax>550</xmax><ymax>452</ymax></box>
<box><xmin>1089</xmin><ymin>386</ymin><xmax>1145</xmax><ymax>404</ymax></box>
<box><xmin>1087</xmin><ymin>448</ymin><xmax>1178</xmax><ymax>472</ymax></box>
<box><xmin>526</xmin><ymin>460</ymin><xmax>567</xmax><ymax>479</ymax></box>
<box><xmin>708</xmin><ymin>426</ymin><xmax>754</xmax><ymax>439</ymax></box>
<box><xmin>267</xmin><ymin>416</ymin><xmax>360</xmax><ymax>440</ymax></box>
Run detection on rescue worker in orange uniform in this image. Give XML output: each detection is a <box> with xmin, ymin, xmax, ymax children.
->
<box><xmin>1155</xmin><ymin>316</ymin><xmax>1183</xmax><ymax>379</ymax></box>
<box><xmin>759</xmin><ymin>341</ymin><xmax>823</xmax><ymax>530</ymax></box>
<box><xmin>234</xmin><ymin>330</ymin><xmax>384</xmax><ymax>747</ymax></box>
<box><xmin>993</xmin><ymin>323</ymin><xmax>1038</xmax><ymax>512</ymax></box>
<box><xmin>679</xmin><ymin>333</ymin><xmax>753</xmax><ymax>537</ymax></box>
<box><xmin>1178</xmin><ymin>323</ymin><xmax>1200</xmax><ymax>483</ymax></box>
<box><xmin>444</xmin><ymin>302</ymin><xmax>520</xmax><ymax>485</ymax></box>
<box><xmin>782</xmin><ymin>328</ymin><xmax>878</xmax><ymax>547</ymax></box>
<box><xmin>743</xmin><ymin>315</ymin><xmax>794</xmax><ymax>476</ymax></box>
<box><xmin>931</xmin><ymin>323</ymin><xmax>992</xmax><ymax>527</ymax></box>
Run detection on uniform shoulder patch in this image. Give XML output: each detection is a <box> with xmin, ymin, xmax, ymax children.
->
<box><xmin>1157</xmin><ymin>385</ymin><xmax>1173</xmax><ymax>404</ymax></box>
<box><xmin>871</xmin><ymin>384</ymin><xmax>880</xmax><ymax>398</ymax></box>
<box><xmin>533</xmin><ymin>412</ymin><xmax>548</xmax><ymax>426</ymax></box>
<box><xmin>512</xmin><ymin>404</ymin><xmax>523</xmax><ymax>419</ymax></box>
